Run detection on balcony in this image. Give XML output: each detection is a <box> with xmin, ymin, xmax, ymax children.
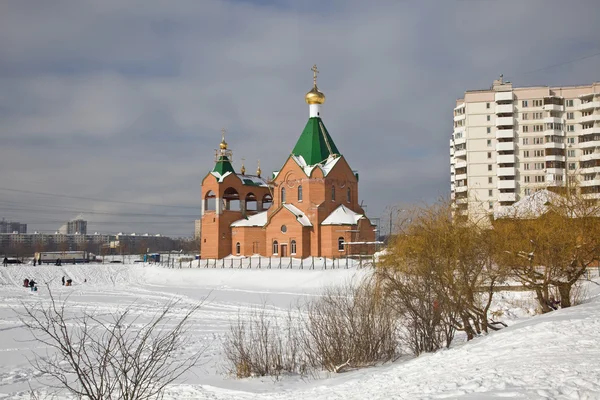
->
<box><xmin>543</xmin><ymin>104</ymin><xmax>564</xmax><ymax>112</ymax></box>
<box><xmin>454</xmin><ymin>126</ymin><xmax>465</xmax><ymax>135</ymax></box>
<box><xmin>497</xmin><ymin>180</ymin><xmax>516</xmax><ymax>189</ymax></box>
<box><xmin>580</xmin><ymin>114</ymin><xmax>600</xmax><ymax>124</ymax></box>
<box><xmin>454</xmin><ymin>113</ymin><xmax>466</xmax><ymax>122</ymax></box>
<box><xmin>580</xmin><ymin>166</ymin><xmax>600</xmax><ymax>173</ymax></box>
<box><xmin>544</xmin><ymin>128</ymin><xmax>563</xmax><ymax>136</ymax></box>
<box><xmin>455</xmin><ymin>160</ymin><xmax>467</xmax><ymax>169</ymax></box>
<box><xmin>454</xmin><ymin>136</ymin><xmax>466</xmax><ymax>146</ymax></box>
<box><xmin>497</xmin><ymin>167</ymin><xmax>516</xmax><ymax>177</ymax></box>
<box><xmin>498</xmin><ymin>192</ymin><xmax>517</xmax><ymax>202</ymax></box>
<box><xmin>578</xmin><ymin>101</ymin><xmax>600</xmax><ymax>111</ymax></box>
<box><xmin>497</xmin><ymin>154</ymin><xmax>516</xmax><ymax>163</ymax></box>
<box><xmin>544</xmin><ymin>141</ymin><xmax>565</xmax><ymax>149</ymax></box>
<box><xmin>543</xmin><ymin>117</ymin><xmax>562</xmax><ymax>124</ymax></box>
<box><xmin>579</xmin><ymin>140</ymin><xmax>600</xmax><ymax>149</ymax></box>
<box><xmin>496</xmin><ymin>142</ymin><xmax>514</xmax><ymax>152</ymax></box>
<box><xmin>580</xmin><ymin>179</ymin><xmax>600</xmax><ymax>187</ymax></box>
<box><xmin>545</xmin><ymin>154</ymin><xmax>564</xmax><ymax>162</ymax></box>
<box><xmin>495</xmin><ymin>92</ymin><xmax>513</xmax><ymax>102</ymax></box>
<box><xmin>455</xmin><ymin>173</ymin><xmax>467</xmax><ymax>182</ymax></box>
<box><xmin>455</xmin><ymin>185</ymin><xmax>468</xmax><ymax>193</ymax></box>
<box><xmin>495</xmin><ymin>104</ymin><xmax>514</xmax><ymax>114</ymax></box>
<box><xmin>454</xmin><ymin>149</ymin><xmax>467</xmax><ymax>158</ymax></box>
<box><xmin>496</xmin><ymin>128</ymin><xmax>515</xmax><ymax>139</ymax></box>
<box><xmin>581</xmin><ymin>126</ymin><xmax>600</xmax><ymax>135</ymax></box>
<box><xmin>581</xmin><ymin>152</ymin><xmax>600</xmax><ymax>162</ymax></box>
<box><xmin>496</xmin><ymin>117</ymin><xmax>514</xmax><ymax>126</ymax></box>
<box><xmin>456</xmin><ymin>197</ymin><xmax>468</xmax><ymax>204</ymax></box>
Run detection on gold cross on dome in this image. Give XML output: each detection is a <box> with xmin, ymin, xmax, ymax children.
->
<box><xmin>311</xmin><ymin>64</ymin><xmax>319</xmax><ymax>85</ymax></box>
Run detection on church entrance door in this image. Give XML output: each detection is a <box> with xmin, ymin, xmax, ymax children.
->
<box><xmin>280</xmin><ymin>244</ymin><xmax>288</xmax><ymax>257</ymax></box>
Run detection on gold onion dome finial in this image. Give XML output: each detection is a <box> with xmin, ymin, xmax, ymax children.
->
<box><xmin>256</xmin><ymin>160</ymin><xmax>261</xmax><ymax>177</ymax></box>
<box><xmin>220</xmin><ymin>128</ymin><xmax>228</xmax><ymax>149</ymax></box>
<box><xmin>241</xmin><ymin>158</ymin><xmax>246</xmax><ymax>175</ymax></box>
<box><xmin>305</xmin><ymin>64</ymin><xmax>325</xmax><ymax>105</ymax></box>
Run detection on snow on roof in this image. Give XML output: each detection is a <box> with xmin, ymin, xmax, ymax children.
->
<box><xmin>283</xmin><ymin>204</ymin><xmax>312</xmax><ymax>226</ymax></box>
<box><xmin>231</xmin><ymin>211</ymin><xmax>268</xmax><ymax>227</ymax></box>
<box><xmin>322</xmin><ymin>204</ymin><xmax>365</xmax><ymax>225</ymax></box>
<box><xmin>291</xmin><ymin>154</ymin><xmax>341</xmax><ymax>177</ymax></box>
<box><xmin>236</xmin><ymin>174</ymin><xmax>268</xmax><ymax>187</ymax></box>
<box><xmin>210</xmin><ymin>170</ymin><xmax>233</xmax><ymax>182</ymax></box>
<box><xmin>494</xmin><ymin>189</ymin><xmax>559</xmax><ymax>219</ymax></box>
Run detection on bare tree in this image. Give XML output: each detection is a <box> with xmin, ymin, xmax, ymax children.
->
<box><xmin>20</xmin><ymin>288</ymin><xmax>203</xmax><ymax>400</ymax></box>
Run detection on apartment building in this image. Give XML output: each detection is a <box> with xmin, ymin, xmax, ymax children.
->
<box><xmin>450</xmin><ymin>77</ymin><xmax>600</xmax><ymax>221</ymax></box>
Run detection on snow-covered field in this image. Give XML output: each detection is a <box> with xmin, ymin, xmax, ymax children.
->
<box><xmin>1</xmin><ymin>263</ymin><xmax>599</xmax><ymax>399</ymax></box>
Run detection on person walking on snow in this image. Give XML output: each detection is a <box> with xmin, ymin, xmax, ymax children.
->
<box><xmin>61</xmin><ymin>276</ymin><xmax>65</xmax><ymax>286</ymax></box>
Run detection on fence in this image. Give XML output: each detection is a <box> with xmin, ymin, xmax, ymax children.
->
<box><xmin>157</xmin><ymin>255</ymin><xmax>377</xmax><ymax>270</ymax></box>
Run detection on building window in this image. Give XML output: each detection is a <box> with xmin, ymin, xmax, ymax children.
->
<box><xmin>524</xmin><ymin>163</ymin><xmax>530</xmax><ymax>170</ymax></box>
<box><xmin>488</xmin><ymin>177</ymin><xmax>493</xmax><ymax>184</ymax></box>
<box><xmin>523</xmin><ymin>138</ymin><xmax>529</xmax><ymax>145</ymax></box>
<box><xmin>488</xmin><ymin>189</ymin><xmax>493</xmax><ymax>197</ymax></box>
<box><xmin>346</xmin><ymin>187</ymin><xmax>351</xmax><ymax>203</ymax></box>
<box><xmin>487</xmin><ymin>127</ymin><xmax>491</xmax><ymax>134</ymax></box>
<box><xmin>524</xmin><ymin>176</ymin><xmax>530</xmax><ymax>183</ymax></box>
<box><xmin>291</xmin><ymin>240</ymin><xmax>297</xmax><ymax>255</ymax></box>
<box><xmin>487</xmin><ymin>115</ymin><xmax>491</xmax><ymax>121</ymax></box>
<box><xmin>331</xmin><ymin>185</ymin><xmax>336</xmax><ymax>201</ymax></box>
<box><xmin>523</xmin><ymin>150</ymin><xmax>529</xmax><ymax>157</ymax></box>
<box><xmin>281</xmin><ymin>225</ymin><xmax>287</xmax><ymax>233</ymax></box>
<box><xmin>487</xmin><ymin>139</ymin><xmax>492</xmax><ymax>147</ymax></box>
<box><xmin>236</xmin><ymin>242</ymin><xmax>241</xmax><ymax>255</ymax></box>
<box><xmin>272</xmin><ymin>240</ymin><xmax>279</xmax><ymax>255</ymax></box>
<box><xmin>486</xmin><ymin>102</ymin><xmax>490</xmax><ymax>109</ymax></box>
<box><xmin>487</xmin><ymin>152</ymin><xmax>492</xmax><ymax>159</ymax></box>
<box><xmin>568</xmin><ymin>137</ymin><xmax>576</xmax><ymax>144</ymax></box>
<box><xmin>523</xmin><ymin>126</ymin><xmax>529</xmax><ymax>133</ymax></box>
<box><xmin>568</xmin><ymin>149</ymin><xmax>575</xmax><ymax>158</ymax></box>
<box><xmin>522</xmin><ymin>100</ymin><xmax>528</xmax><ymax>107</ymax></box>
<box><xmin>533</xmin><ymin>99</ymin><xmax>543</xmax><ymax>107</ymax></box>
<box><xmin>522</xmin><ymin>113</ymin><xmax>528</xmax><ymax>120</ymax></box>
<box><xmin>338</xmin><ymin>237</ymin><xmax>345</xmax><ymax>252</ymax></box>
<box><xmin>569</xmin><ymin>162</ymin><xmax>576</xmax><ymax>170</ymax></box>
<box><xmin>567</xmin><ymin>112</ymin><xmax>574</xmax><ymax>120</ymax></box>
<box><xmin>566</xmin><ymin>99</ymin><xmax>574</xmax><ymax>107</ymax></box>
<box><xmin>488</xmin><ymin>164</ymin><xmax>492</xmax><ymax>171</ymax></box>
<box><xmin>281</xmin><ymin>187</ymin><xmax>286</xmax><ymax>203</ymax></box>
<box><xmin>297</xmin><ymin>185</ymin><xmax>303</xmax><ymax>202</ymax></box>
<box><xmin>488</xmin><ymin>202</ymin><xmax>493</xmax><ymax>210</ymax></box>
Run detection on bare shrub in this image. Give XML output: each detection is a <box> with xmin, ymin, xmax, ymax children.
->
<box><xmin>20</xmin><ymin>288</ymin><xmax>203</xmax><ymax>400</ymax></box>
<box><xmin>223</xmin><ymin>307</ymin><xmax>306</xmax><ymax>379</ymax></box>
<box><xmin>300</xmin><ymin>278</ymin><xmax>401</xmax><ymax>372</ymax></box>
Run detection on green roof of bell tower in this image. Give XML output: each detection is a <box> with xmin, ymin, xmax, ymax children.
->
<box><xmin>292</xmin><ymin>117</ymin><xmax>340</xmax><ymax>166</ymax></box>
<box><xmin>212</xmin><ymin>155</ymin><xmax>235</xmax><ymax>175</ymax></box>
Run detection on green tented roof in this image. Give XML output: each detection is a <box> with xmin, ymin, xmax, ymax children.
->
<box><xmin>212</xmin><ymin>155</ymin><xmax>235</xmax><ymax>175</ymax></box>
<box><xmin>292</xmin><ymin>117</ymin><xmax>340</xmax><ymax>166</ymax></box>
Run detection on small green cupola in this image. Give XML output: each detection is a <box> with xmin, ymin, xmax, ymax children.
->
<box><xmin>291</xmin><ymin>64</ymin><xmax>340</xmax><ymax>166</ymax></box>
<box><xmin>212</xmin><ymin>128</ymin><xmax>235</xmax><ymax>175</ymax></box>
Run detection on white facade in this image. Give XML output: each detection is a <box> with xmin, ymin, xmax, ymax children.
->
<box><xmin>450</xmin><ymin>78</ymin><xmax>600</xmax><ymax>222</ymax></box>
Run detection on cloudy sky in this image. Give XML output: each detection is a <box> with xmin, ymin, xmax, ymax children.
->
<box><xmin>1</xmin><ymin>0</ymin><xmax>599</xmax><ymax>237</ymax></box>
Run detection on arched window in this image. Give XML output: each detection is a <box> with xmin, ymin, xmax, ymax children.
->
<box><xmin>281</xmin><ymin>187</ymin><xmax>286</xmax><ymax>203</ymax></box>
<box><xmin>298</xmin><ymin>185</ymin><xmax>303</xmax><ymax>202</ymax></box>
<box><xmin>272</xmin><ymin>240</ymin><xmax>279</xmax><ymax>255</ymax></box>
<box><xmin>338</xmin><ymin>237</ymin><xmax>345</xmax><ymax>251</ymax></box>
<box><xmin>346</xmin><ymin>187</ymin><xmax>351</xmax><ymax>203</ymax></box>
<box><xmin>331</xmin><ymin>185</ymin><xmax>336</xmax><ymax>201</ymax></box>
<box><xmin>291</xmin><ymin>240</ymin><xmax>297</xmax><ymax>255</ymax></box>
<box><xmin>236</xmin><ymin>242</ymin><xmax>241</xmax><ymax>255</ymax></box>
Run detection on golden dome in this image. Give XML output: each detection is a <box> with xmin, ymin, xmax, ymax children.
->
<box><xmin>219</xmin><ymin>140</ymin><xmax>228</xmax><ymax>150</ymax></box>
<box><xmin>305</xmin><ymin>85</ymin><xmax>326</xmax><ymax>105</ymax></box>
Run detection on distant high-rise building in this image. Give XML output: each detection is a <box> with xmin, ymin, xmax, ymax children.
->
<box><xmin>194</xmin><ymin>219</ymin><xmax>202</xmax><ymax>239</ymax></box>
<box><xmin>67</xmin><ymin>219</ymin><xmax>87</xmax><ymax>235</ymax></box>
<box><xmin>0</xmin><ymin>219</ymin><xmax>27</xmax><ymax>234</ymax></box>
<box><xmin>450</xmin><ymin>77</ymin><xmax>600</xmax><ymax>222</ymax></box>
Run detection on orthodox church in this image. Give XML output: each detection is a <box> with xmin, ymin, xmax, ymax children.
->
<box><xmin>200</xmin><ymin>66</ymin><xmax>376</xmax><ymax>259</ymax></box>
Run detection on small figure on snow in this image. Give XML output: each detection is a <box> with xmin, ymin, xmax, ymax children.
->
<box><xmin>2</xmin><ymin>257</ymin><xmax>7</xmax><ymax>267</ymax></box>
<box><xmin>61</xmin><ymin>276</ymin><xmax>65</xmax><ymax>286</ymax></box>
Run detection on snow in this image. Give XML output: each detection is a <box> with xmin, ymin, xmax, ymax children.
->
<box><xmin>291</xmin><ymin>154</ymin><xmax>341</xmax><ymax>177</ymax></box>
<box><xmin>282</xmin><ymin>204</ymin><xmax>312</xmax><ymax>226</ymax></box>
<box><xmin>494</xmin><ymin>189</ymin><xmax>558</xmax><ymax>219</ymax></box>
<box><xmin>322</xmin><ymin>204</ymin><xmax>365</xmax><ymax>225</ymax></box>
<box><xmin>231</xmin><ymin>211</ymin><xmax>268</xmax><ymax>227</ymax></box>
<box><xmin>1</xmin><ymin>264</ymin><xmax>599</xmax><ymax>399</ymax></box>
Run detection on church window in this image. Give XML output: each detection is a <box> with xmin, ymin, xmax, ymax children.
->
<box><xmin>235</xmin><ymin>242</ymin><xmax>241</xmax><ymax>255</ymax></box>
<box><xmin>298</xmin><ymin>185</ymin><xmax>303</xmax><ymax>202</ymax></box>
<box><xmin>331</xmin><ymin>185</ymin><xmax>336</xmax><ymax>201</ymax></box>
<box><xmin>281</xmin><ymin>187</ymin><xmax>286</xmax><ymax>203</ymax></box>
<box><xmin>281</xmin><ymin>225</ymin><xmax>287</xmax><ymax>233</ymax></box>
<box><xmin>346</xmin><ymin>187</ymin><xmax>351</xmax><ymax>203</ymax></box>
<box><xmin>338</xmin><ymin>237</ymin><xmax>345</xmax><ymax>251</ymax></box>
<box><xmin>291</xmin><ymin>240</ymin><xmax>297</xmax><ymax>255</ymax></box>
<box><xmin>272</xmin><ymin>240</ymin><xmax>279</xmax><ymax>255</ymax></box>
